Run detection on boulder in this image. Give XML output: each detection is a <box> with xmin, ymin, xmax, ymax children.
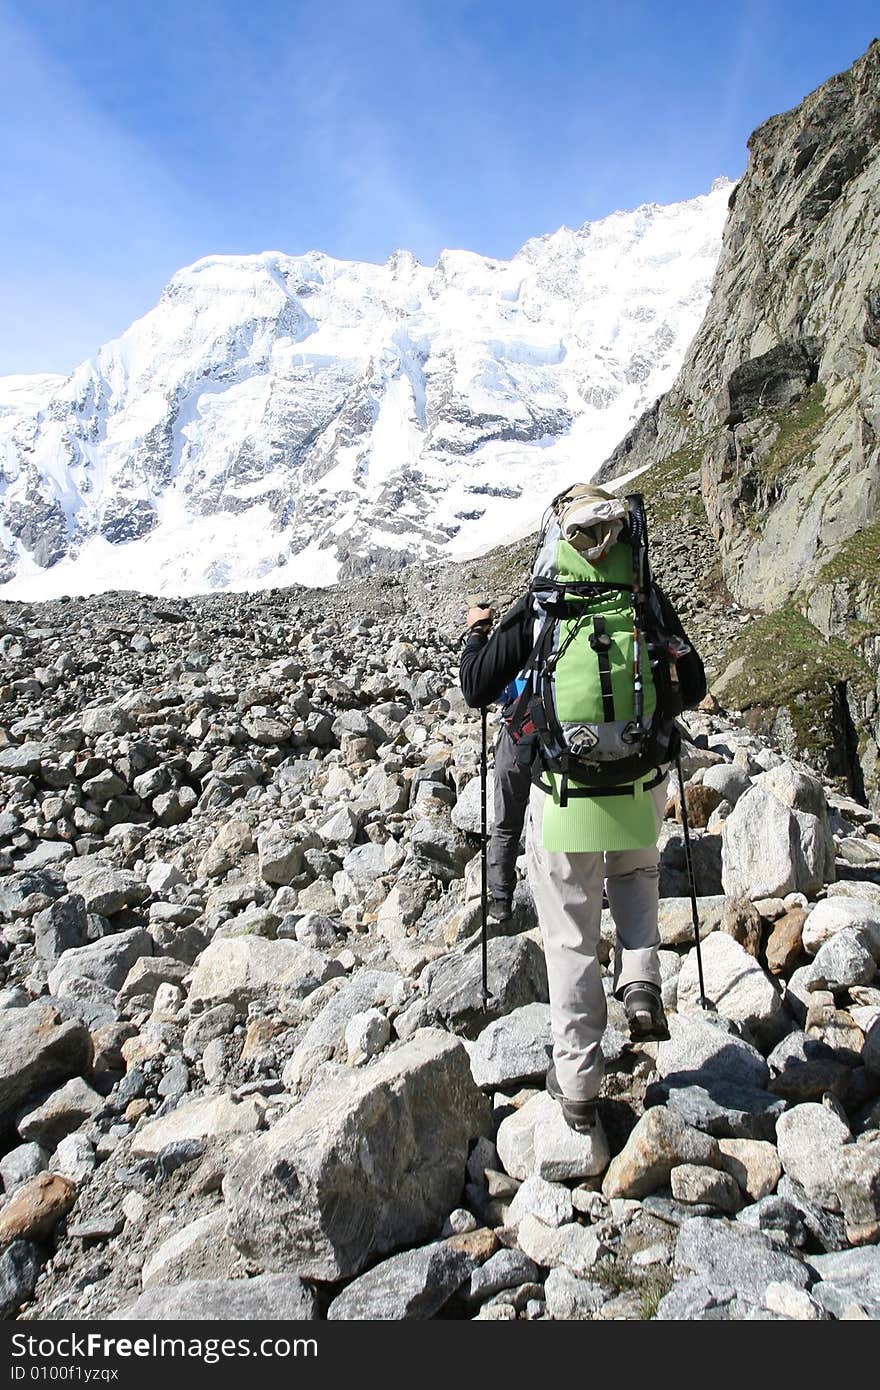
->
<box><xmin>0</xmin><ymin>1004</ymin><xmax>91</xmax><ymax>1127</ymax></box>
<box><xmin>516</xmin><ymin>1214</ymin><xmax>608</xmax><ymax>1276</ymax></box>
<box><xmin>451</xmin><ymin>774</ymin><xmax>496</xmax><ymax>835</ymax></box>
<box><xmin>0</xmin><ymin>1241</ymin><xmax>43</xmax><ymax>1320</ymax></box>
<box><xmin>775</xmin><ymin>1103</ymin><xmax>852</xmax><ymax>1212</ymax></box>
<box><xmin>675</xmin><ymin>1217</ymin><xmax>811</xmax><ymax>1306</ymax></box>
<box><xmin>225</xmin><ymin>1030</ymin><xmax>491</xmax><ymax>1280</ymax></box>
<box><xmin>0</xmin><ymin>1172</ymin><xmax>77</xmax><ymax>1244</ymax></box>
<box><xmin>602</xmin><ymin>1107</ymin><xmax>719</xmax><ymax>1199</ymax></box>
<box><xmin>717</xmin><ymin>1139</ymin><xmax>782</xmax><ymax>1201</ymax></box>
<box><xmin>721</xmin><ymin>785</ymin><xmax>830</xmax><ymax>899</ymax></box>
<box><xmin>187</xmin><ymin>936</ymin><xmax>343</xmax><ymax>1013</ymax></box>
<box><xmin>835</xmin><ymin>1136</ymin><xmax>880</xmax><ymax>1246</ymax></box>
<box><xmin>676</xmin><ymin>932</ymin><xmax>787</xmax><ymax>1047</ymax></box>
<box><xmin>16</xmin><ymin>1077</ymin><xmax>104</xmax><ymax>1149</ymax></box>
<box><xmin>801</xmin><ymin>897</ymin><xmax>880</xmax><ymax>956</ymax></box>
<box><xmin>131</xmin><ymin>1094</ymin><xmax>264</xmax><ymax>1157</ymax></box>
<box><xmin>465</xmin><ymin>1003</ymin><xmax>553</xmax><ymax>1089</ymax></box>
<box><xmin>115</xmin><ymin>1275</ymin><xmax>317</xmax><ymax>1321</ymax></box>
<box><xmin>496</xmin><ymin>1092</ymin><xmax>609</xmax><ymax>1182</ymax></box>
<box><xmin>47</xmin><ymin>928</ymin><xmax>153</xmax><ymax>996</ymax></box>
<box><xmin>327</xmin><ymin>1242</ymin><xmax>474</xmax><ymax>1320</ymax></box>
<box><xmin>408</xmin><ymin>936</ymin><xmax>548</xmax><ymax>1040</ymax></box>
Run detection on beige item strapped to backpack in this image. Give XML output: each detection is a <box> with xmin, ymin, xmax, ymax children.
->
<box><xmin>553</xmin><ymin>485</ymin><xmax>629</xmax><ymax>562</ymax></box>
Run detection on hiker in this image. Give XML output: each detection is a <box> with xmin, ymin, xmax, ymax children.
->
<box><xmin>460</xmin><ymin>485</ymin><xmax>706</xmax><ymax>1134</ymax></box>
<box><xmin>487</xmin><ymin>674</ymin><xmax>538</xmax><ymax>922</ymax></box>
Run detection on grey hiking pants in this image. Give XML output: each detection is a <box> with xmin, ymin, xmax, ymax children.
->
<box><xmin>526</xmin><ymin>780</ymin><xmax>666</xmax><ymax>1102</ymax></box>
<box><xmin>487</xmin><ymin>723</ymin><xmax>536</xmax><ymax>901</ymax></box>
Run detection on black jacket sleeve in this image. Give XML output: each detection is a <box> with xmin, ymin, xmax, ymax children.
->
<box><xmin>459</xmin><ymin>595</ymin><xmax>533</xmax><ymax>708</ymax></box>
<box><xmin>653</xmin><ymin>584</ymin><xmax>707</xmax><ymax>709</ymax></box>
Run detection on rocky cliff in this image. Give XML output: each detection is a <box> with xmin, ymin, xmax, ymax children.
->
<box><xmin>599</xmin><ymin>40</ymin><xmax>880</xmax><ymax>810</ymax></box>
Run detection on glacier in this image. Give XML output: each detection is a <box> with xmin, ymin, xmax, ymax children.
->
<box><xmin>0</xmin><ymin>179</ymin><xmax>732</xmax><ymax>599</ymax></box>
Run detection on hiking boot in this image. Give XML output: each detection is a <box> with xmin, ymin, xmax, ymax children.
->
<box><xmin>622</xmin><ymin>982</ymin><xmax>670</xmax><ymax>1043</ymax></box>
<box><xmin>490</xmin><ymin>897</ymin><xmax>512</xmax><ymax>921</ymax></box>
<box><xmin>545</xmin><ymin>1063</ymin><xmax>598</xmax><ymax>1134</ymax></box>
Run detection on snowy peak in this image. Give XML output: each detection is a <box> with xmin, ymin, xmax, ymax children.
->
<box><xmin>0</xmin><ymin>181</ymin><xmax>732</xmax><ymax>598</ymax></box>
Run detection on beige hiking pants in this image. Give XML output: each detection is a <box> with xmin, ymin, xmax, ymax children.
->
<box><xmin>526</xmin><ymin>780</ymin><xmax>667</xmax><ymax>1102</ymax></box>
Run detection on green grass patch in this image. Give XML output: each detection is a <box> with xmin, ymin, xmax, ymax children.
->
<box><xmin>718</xmin><ymin>601</ymin><xmax>873</xmax><ymax>763</ymax></box>
<box><xmin>641</xmin><ymin>436</ymin><xmax>711</xmax><ymax>528</ymax></box>
<box><xmin>814</xmin><ymin>520</ymin><xmax>880</xmax><ymax>629</ymax></box>
<box><xmin>753</xmin><ymin>384</ymin><xmax>827</xmax><ymax>486</ymax></box>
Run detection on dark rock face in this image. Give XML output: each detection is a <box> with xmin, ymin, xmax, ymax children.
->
<box><xmin>714</xmin><ymin>340</ymin><xmax>821</xmax><ymax>426</ymax></box>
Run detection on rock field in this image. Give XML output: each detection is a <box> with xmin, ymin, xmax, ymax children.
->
<box><xmin>0</xmin><ymin>575</ymin><xmax>879</xmax><ymax>1322</ymax></box>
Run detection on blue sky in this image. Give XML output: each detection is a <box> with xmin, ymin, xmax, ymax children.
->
<box><xmin>1</xmin><ymin>0</ymin><xmax>877</xmax><ymax>376</ymax></box>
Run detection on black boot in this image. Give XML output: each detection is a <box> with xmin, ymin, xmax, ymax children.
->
<box><xmin>545</xmin><ymin>1064</ymin><xmax>598</xmax><ymax>1134</ymax></box>
<box><xmin>622</xmin><ymin>981</ymin><xmax>670</xmax><ymax>1042</ymax></box>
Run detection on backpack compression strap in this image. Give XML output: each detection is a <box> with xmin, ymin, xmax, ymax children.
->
<box><xmin>534</xmin><ymin>765</ymin><xmax>667</xmax><ymax>800</ymax></box>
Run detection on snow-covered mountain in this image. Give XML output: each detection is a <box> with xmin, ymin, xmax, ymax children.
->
<box><xmin>0</xmin><ymin>180</ymin><xmax>731</xmax><ymax>599</ymax></box>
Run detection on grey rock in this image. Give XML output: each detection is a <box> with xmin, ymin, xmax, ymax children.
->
<box><xmin>188</xmin><ymin>935</ymin><xmax>343</xmax><ymax>1012</ymax></box>
<box><xmin>328</xmin><ymin>1242</ymin><xmax>474</xmax><ymax>1319</ymax></box>
<box><xmin>141</xmin><ymin>1210</ymin><xmax>237</xmax><ymax>1289</ymax></box>
<box><xmin>655</xmin><ymin>1276</ymin><xmax>738</xmax><ymax>1320</ymax></box>
<box><xmin>675</xmin><ymin>1217</ymin><xmax>811</xmax><ymax>1305</ymax></box>
<box><xmin>646</xmin><ymin>1079</ymin><xmax>786</xmax><ymax>1142</ymax></box>
<box><xmin>701</xmin><ymin>764</ymin><xmax>752</xmax><ymax>805</ymax></box>
<box><xmin>465</xmin><ymin>1003</ymin><xmax>552</xmax><ymax>1089</ymax></box>
<box><xmin>182</xmin><ymin>1004</ymin><xmax>237</xmax><ymax>1058</ymax></box>
<box><xmin>655</xmin><ymin>1012</ymin><xmax>769</xmax><ymax>1088</ymax></box>
<box><xmin>282</xmin><ymin>970</ymin><xmax>400</xmax><ymax>1090</ymax></box>
<box><xmin>655</xmin><ymin>895</ymin><xmax>727</xmax><ymax>946</ymax></box>
<box><xmin>807</xmin><ymin>1247</ymin><xmax>880</xmax><ymax>1319</ymax></box>
<box><xmin>543</xmin><ymin>1266</ymin><xmax>608</xmax><ymax>1319</ymax></box>
<box><xmin>834</xmin><ymin>1135</ymin><xmax>880</xmax><ymax>1245</ymax></box>
<box><xmin>809</xmin><ymin>928</ymin><xmax>877</xmax><ymax>990</ymax></box>
<box><xmin>736</xmin><ymin>1195</ymin><xmax>810</xmax><ymax>1248</ymax></box>
<box><xmin>115</xmin><ymin>1275</ymin><xmax>318</xmax><ymax>1321</ymax></box>
<box><xmin>451</xmin><ymin>773</ymin><xmax>495</xmax><ymax>835</ymax></box>
<box><xmin>17</xmin><ymin>1077</ymin><xmax>104</xmax><ymax>1148</ymax></box>
<box><xmin>0</xmin><ymin>1240</ymin><xmax>43</xmax><ymax>1319</ymax></box>
<box><xmin>802</xmin><ymin>897</ymin><xmax>880</xmax><ymax>956</ymax></box>
<box><xmin>776</xmin><ymin>1176</ymin><xmax>848</xmax><ymax>1252</ymax></box>
<box><xmin>496</xmin><ymin>1092</ymin><xmax>610</xmax><ymax>1182</ymax></box>
<box><xmin>412</xmin><ymin>936</ymin><xmax>548</xmax><ymax>1040</ymax></box>
<box><xmin>75</xmin><ymin>868</ymin><xmax>149</xmax><ymax>916</ymax></box>
<box><xmin>506</xmin><ymin>1174</ymin><xmax>574</xmax><ymax>1229</ymax></box>
<box><xmin>722</xmin><ymin>785</ymin><xmax>830</xmax><ymax>899</ymax></box>
<box><xmin>670</xmin><ymin>1163</ymin><xmax>742</xmax><ymax>1212</ymax></box>
<box><xmin>33</xmin><ymin>895</ymin><xmax>88</xmax><ymax>962</ymax></box>
<box><xmin>516</xmin><ymin>1213</ymin><xmax>608</xmax><ymax>1275</ymax></box>
<box><xmin>0</xmin><ymin>1003</ymin><xmax>91</xmax><ymax>1127</ymax></box>
<box><xmin>0</xmin><ymin>1143</ymin><xmax>49</xmax><ymax>1194</ymax></box>
<box><xmin>226</xmin><ymin>1030</ymin><xmax>491</xmax><ymax>1279</ymax></box>
<box><xmin>344</xmin><ymin>1008</ymin><xmax>390</xmax><ymax>1063</ymax></box>
<box><xmin>16</xmin><ymin>841</ymin><xmax>74</xmax><ymax>872</ymax></box>
<box><xmin>466</xmin><ymin>1249</ymin><xmax>540</xmax><ymax>1304</ymax></box>
<box><xmin>676</xmin><ymin>932</ymin><xmax>787</xmax><ymax>1047</ymax></box>
<box><xmin>775</xmin><ymin>1103</ymin><xmax>852</xmax><ymax>1211</ymax></box>
<box><xmin>47</xmin><ymin>927</ymin><xmax>153</xmax><ymax>995</ymax></box>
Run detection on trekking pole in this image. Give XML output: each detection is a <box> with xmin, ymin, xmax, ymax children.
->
<box><xmin>675</xmin><ymin>750</ymin><xmax>710</xmax><ymax>1009</ymax></box>
<box><xmin>480</xmin><ymin>705</ymin><xmax>490</xmax><ymax>1009</ymax></box>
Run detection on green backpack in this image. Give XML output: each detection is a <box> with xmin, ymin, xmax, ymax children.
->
<box><xmin>509</xmin><ymin>485</ymin><xmax>686</xmax><ymax>806</ymax></box>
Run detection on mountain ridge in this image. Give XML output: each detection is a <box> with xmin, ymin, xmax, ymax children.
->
<box><xmin>0</xmin><ymin>182</ymin><xmax>731</xmax><ymax>599</ymax></box>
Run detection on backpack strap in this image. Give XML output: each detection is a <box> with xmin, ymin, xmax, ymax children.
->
<box><xmin>534</xmin><ymin>764</ymin><xmax>667</xmax><ymax>800</ymax></box>
<box><xmin>589</xmin><ymin>616</ymin><xmax>615</xmax><ymax>722</ymax></box>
